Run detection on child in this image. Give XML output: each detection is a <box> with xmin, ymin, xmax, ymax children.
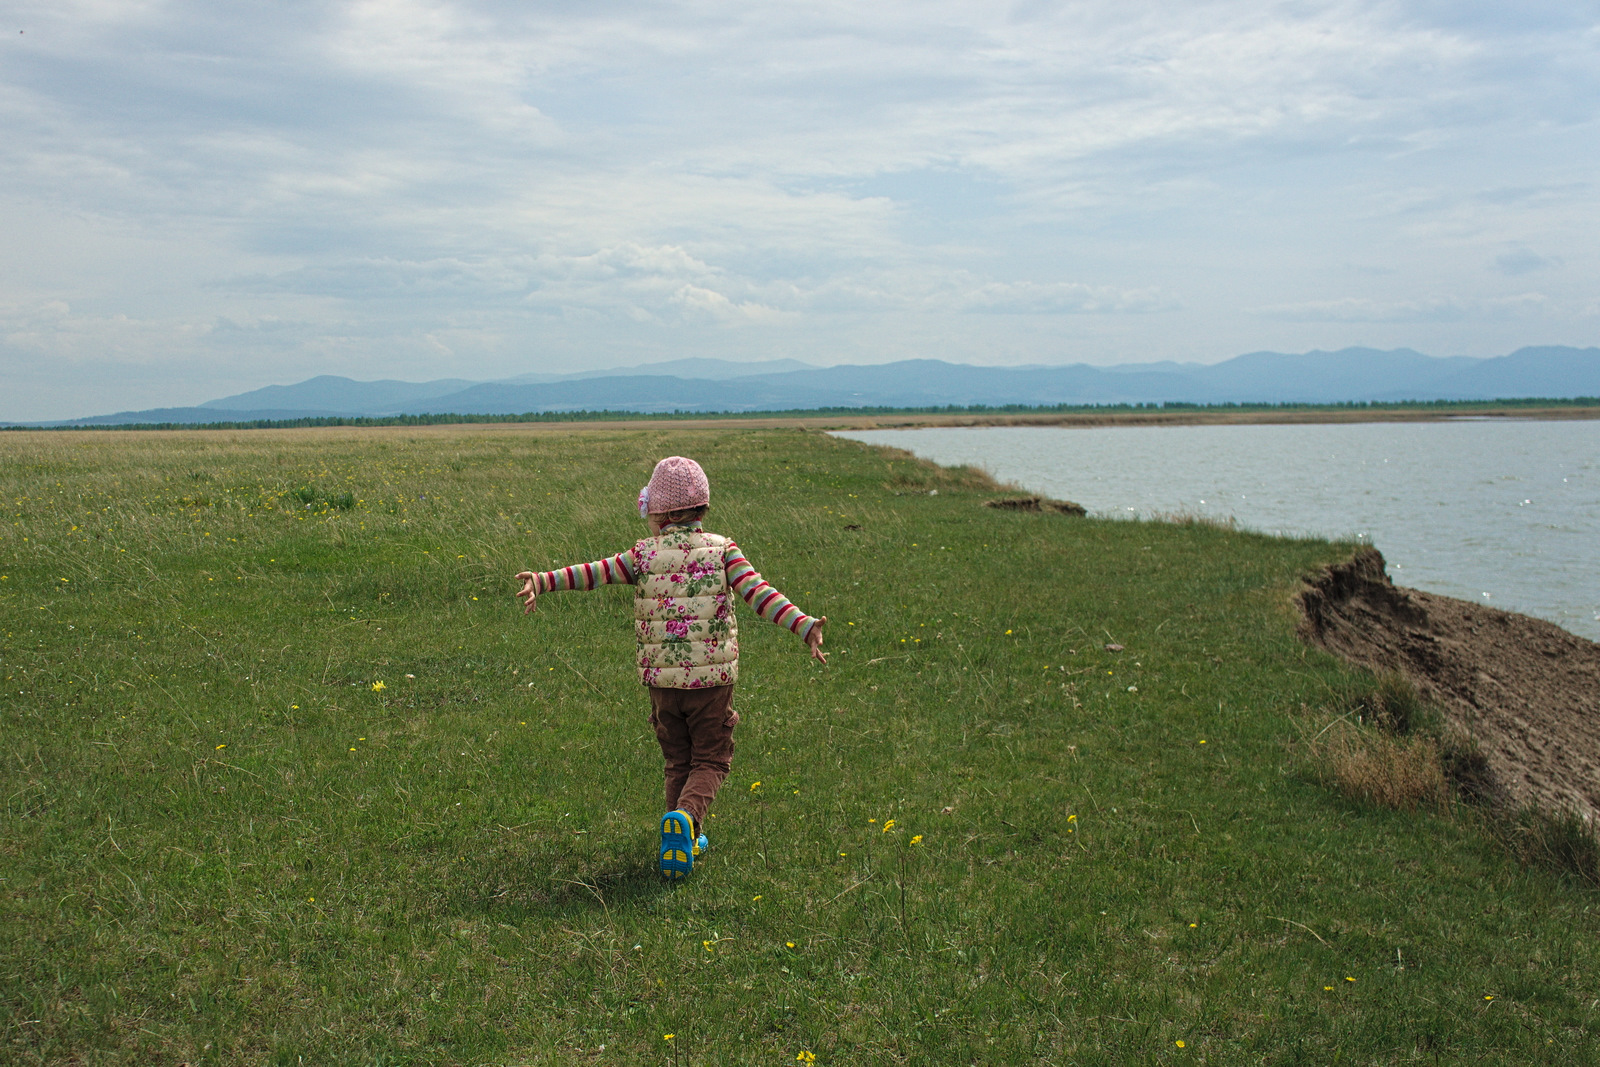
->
<box><xmin>514</xmin><ymin>455</ymin><xmax>826</xmax><ymax>879</ymax></box>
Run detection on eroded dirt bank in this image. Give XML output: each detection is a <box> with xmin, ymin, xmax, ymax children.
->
<box><xmin>1300</xmin><ymin>547</ymin><xmax>1600</xmax><ymax>822</ymax></box>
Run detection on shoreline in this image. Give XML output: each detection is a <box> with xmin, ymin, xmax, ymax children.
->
<box><xmin>841</xmin><ymin>414</ymin><xmax>1600</xmax><ymax>646</ymax></box>
<box><xmin>1301</xmin><ymin>546</ymin><xmax>1600</xmax><ymax>825</ymax></box>
<box><xmin>791</xmin><ymin>404</ymin><xmax>1600</xmax><ymax>432</ymax></box>
<box><xmin>812</xmin><ymin>404</ymin><xmax>1600</xmax><ymax>428</ymax></box>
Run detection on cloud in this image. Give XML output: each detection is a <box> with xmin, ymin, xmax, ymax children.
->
<box><xmin>519</xmin><ymin>243</ymin><xmax>788</xmax><ymax>323</ymax></box>
<box><xmin>1482</xmin><ymin>292</ymin><xmax>1552</xmax><ymax>316</ymax></box>
<box><xmin>0</xmin><ymin>299</ymin><xmax>216</xmax><ymax>363</ymax></box>
<box><xmin>218</xmin><ymin>244</ymin><xmax>1174</xmax><ymax>326</ymax></box>
<box><xmin>670</xmin><ymin>285</ymin><xmax>796</xmax><ymax>324</ymax></box>
<box><xmin>955</xmin><ymin>280</ymin><xmax>1178</xmax><ymax>315</ymax></box>
<box><xmin>1494</xmin><ymin>248</ymin><xmax>1561</xmax><ymax>276</ymax></box>
<box><xmin>1252</xmin><ymin>298</ymin><xmax>1468</xmax><ymax>324</ymax></box>
<box><xmin>1252</xmin><ymin>293</ymin><xmax>1553</xmax><ymax>323</ymax></box>
<box><xmin>7</xmin><ymin>1</ymin><xmax>1567</xmax><ymax>225</ymax></box>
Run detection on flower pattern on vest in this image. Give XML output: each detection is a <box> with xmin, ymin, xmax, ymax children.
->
<box><xmin>630</xmin><ymin>527</ymin><xmax>739</xmax><ymax>689</ymax></box>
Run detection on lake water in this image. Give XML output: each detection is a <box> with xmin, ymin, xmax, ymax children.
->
<box><xmin>836</xmin><ymin>420</ymin><xmax>1600</xmax><ymax>641</ymax></box>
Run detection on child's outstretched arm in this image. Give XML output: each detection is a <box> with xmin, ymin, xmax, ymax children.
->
<box><xmin>724</xmin><ymin>542</ymin><xmax>827</xmax><ymax>665</ymax></box>
<box><xmin>514</xmin><ymin>551</ymin><xmax>636</xmax><ymax>615</ymax></box>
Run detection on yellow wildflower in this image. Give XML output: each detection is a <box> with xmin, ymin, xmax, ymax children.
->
<box><xmin>882</xmin><ymin>819</ymin><xmax>895</xmax><ymax>832</ymax></box>
<box><xmin>371</xmin><ymin>681</ymin><xmax>386</xmax><ymax>692</ymax></box>
<box><xmin>909</xmin><ymin>835</ymin><xmax>923</xmax><ymax>845</ymax></box>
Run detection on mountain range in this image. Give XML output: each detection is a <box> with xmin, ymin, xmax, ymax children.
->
<box><xmin>20</xmin><ymin>346</ymin><xmax>1600</xmax><ymax>426</ymax></box>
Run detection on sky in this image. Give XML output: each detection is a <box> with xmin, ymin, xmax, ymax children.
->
<box><xmin>2</xmin><ymin>1</ymin><xmax>1598</xmax><ymax>420</ymax></box>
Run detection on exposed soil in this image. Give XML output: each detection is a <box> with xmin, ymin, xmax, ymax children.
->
<box><xmin>1299</xmin><ymin>547</ymin><xmax>1600</xmax><ymax>822</ymax></box>
<box><xmin>983</xmin><ymin>494</ymin><xmax>1088</xmax><ymax>516</ymax></box>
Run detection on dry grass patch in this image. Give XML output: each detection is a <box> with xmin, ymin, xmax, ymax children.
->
<box><xmin>1502</xmin><ymin>807</ymin><xmax>1600</xmax><ymax>888</ymax></box>
<box><xmin>1146</xmin><ymin>509</ymin><xmax>1239</xmax><ymax>530</ymax></box>
<box><xmin>1303</xmin><ymin>672</ymin><xmax>1452</xmax><ymax>813</ymax></box>
<box><xmin>1303</xmin><ymin>669</ymin><xmax>1600</xmax><ymax>886</ymax></box>
<box><xmin>1308</xmin><ymin>719</ymin><xmax>1451</xmax><ymax>814</ymax></box>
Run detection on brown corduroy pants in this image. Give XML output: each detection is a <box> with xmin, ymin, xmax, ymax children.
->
<box><xmin>648</xmin><ymin>684</ymin><xmax>738</xmax><ymax>833</ymax></box>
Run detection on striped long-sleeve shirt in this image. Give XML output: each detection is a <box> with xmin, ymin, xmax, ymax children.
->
<box><xmin>527</xmin><ymin>526</ymin><xmax>818</xmax><ymax>639</ymax></box>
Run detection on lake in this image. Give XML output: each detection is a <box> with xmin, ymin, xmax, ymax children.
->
<box><xmin>836</xmin><ymin>419</ymin><xmax>1600</xmax><ymax>641</ymax></box>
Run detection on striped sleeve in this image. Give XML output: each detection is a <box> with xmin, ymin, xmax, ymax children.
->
<box><xmin>530</xmin><ymin>551</ymin><xmax>637</xmax><ymax>594</ymax></box>
<box><xmin>724</xmin><ymin>541</ymin><xmax>817</xmax><ymax>639</ymax></box>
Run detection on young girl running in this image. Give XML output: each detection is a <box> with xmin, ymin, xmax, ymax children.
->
<box><xmin>514</xmin><ymin>455</ymin><xmax>826</xmax><ymax>879</ymax></box>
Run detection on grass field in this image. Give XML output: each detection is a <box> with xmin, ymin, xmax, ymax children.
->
<box><xmin>2</xmin><ymin>426</ymin><xmax>1596</xmax><ymax>1065</ymax></box>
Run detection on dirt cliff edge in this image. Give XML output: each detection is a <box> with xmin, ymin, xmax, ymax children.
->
<box><xmin>1299</xmin><ymin>547</ymin><xmax>1600</xmax><ymax>823</ymax></box>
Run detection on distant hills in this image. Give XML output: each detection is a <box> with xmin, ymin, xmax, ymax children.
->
<box><xmin>19</xmin><ymin>346</ymin><xmax>1600</xmax><ymax>426</ymax></box>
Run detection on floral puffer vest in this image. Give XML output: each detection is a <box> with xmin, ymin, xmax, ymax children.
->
<box><xmin>632</xmin><ymin>527</ymin><xmax>738</xmax><ymax>689</ymax></box>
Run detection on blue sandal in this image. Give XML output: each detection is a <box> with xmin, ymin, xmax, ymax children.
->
<box><xmin>660</xmin><ymin>810</ymin><xmax>695</xmax><ymax>879</ymax></box>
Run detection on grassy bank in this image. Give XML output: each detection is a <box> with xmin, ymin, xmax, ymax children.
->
<box><xmin>2</xmin><ymin>427</ymin><xmax>1595</xmax><ymax>1065</ymax></box>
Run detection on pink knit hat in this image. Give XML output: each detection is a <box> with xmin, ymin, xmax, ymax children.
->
<box><xmin>640</xmin><ymin>456</ymin><xmax>710</xmax><ymax>516</ymax></box>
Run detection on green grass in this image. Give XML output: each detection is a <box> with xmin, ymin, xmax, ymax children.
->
<box><xmin>2</xmin><ymin>426</ymin><xmax>1595</xmax><ymax>1065</ymax></box>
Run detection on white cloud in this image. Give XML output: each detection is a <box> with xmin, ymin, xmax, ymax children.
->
<box><xmin>670</xmin><ymin>284</ymin><xmax>796</xmax><ymax>324</ymax></box>
<box><xmin>0</xmin><ymin>300</ymin><xmax>215</xmax><ymax>363</ymax></box>
<box><xmin>1252</xmin><ymin>292</ymin><xmax>1554</xmax><ymax>324</ymax></box>
<box><xmin>955</xmin><ymin>280</ymin><xmax>1178</xmax><ymax>315</ymax></box>
<box><xmin>1252</xmin><ymin>297</ymin><xmax>1471</xmax><ymax>324</ymax></box>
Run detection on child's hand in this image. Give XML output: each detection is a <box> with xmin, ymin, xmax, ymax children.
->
<box><xmin>805</xmin><ymin>616</ymin><xmax>828</xmax><ymax>665</ymax></box>
<box><xmin>514</xmin><ymin>571</ymin><xmax>539</xmax><ymax>614</ymax></box>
